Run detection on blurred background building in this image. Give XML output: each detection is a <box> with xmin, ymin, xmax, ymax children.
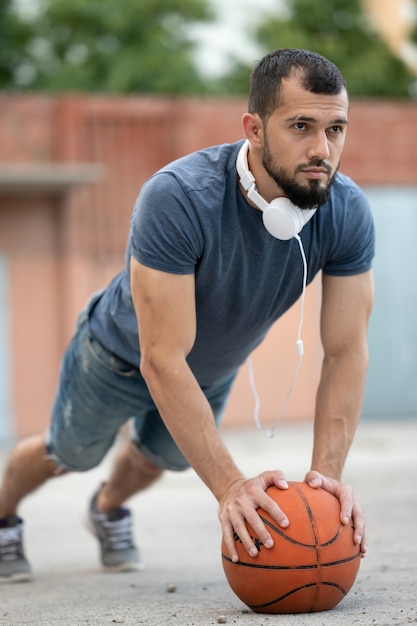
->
<box><xmin>0</xmin><ymin>0</ymin><xmax>416</xmax><ymax>442</ymax></box>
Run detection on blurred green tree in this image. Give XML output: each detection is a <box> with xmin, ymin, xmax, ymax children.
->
<box><xmin>218</xmin><ymin>0</ymin><xmax>415</xmax><ymax>97</ymax></box>
<box><xmin>0</xmin><ymin>0</ymin><xmax>32</xmax><ymax>87</ymax></box>
<box><xmin>0</xmin><ymin>0</ymin><xmax>214</xmax><ymax>93</ymax></box>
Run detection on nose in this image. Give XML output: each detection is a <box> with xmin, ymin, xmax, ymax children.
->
<box><xmin>307</xmin><ymin>131</ymin><xmax>330</xmax><ymax>161</ymax></box>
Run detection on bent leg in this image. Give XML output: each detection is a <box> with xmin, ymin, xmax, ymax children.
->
<box><xmin>97</xmin><ymin>441</ymin><xmax>163</xmax><ymax>513</ymax></box>
<box><xmin>0</xmin><ymin>434</ymin><xmax>64</xmax><ymax>518</ymax></box>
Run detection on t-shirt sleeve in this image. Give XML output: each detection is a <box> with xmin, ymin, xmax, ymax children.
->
<box><xmin>130</xmin><ymin>172</ymin><xmax>203</xmax><ymax>274</ymax></box>
<box><xmin>322</xmin><ymin>184</ymin><xmax>375</xmax><ymax>276</ymax></box>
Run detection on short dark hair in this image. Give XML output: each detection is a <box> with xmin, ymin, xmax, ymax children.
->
<box><xmin>248</xmin><ymin>49</ymin><xmax>347</xmax><ymax>121</ymax></box>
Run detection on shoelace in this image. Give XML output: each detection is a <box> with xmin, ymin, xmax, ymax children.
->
<box><xmin>0</xmin><ymin>526</ymin><xmax>23</xmax><ymax>561</ymax></box>
<box><xmin>101</xmin><ymin>515</ymin><xmax>133</xmax><ymax>550</ymax></box>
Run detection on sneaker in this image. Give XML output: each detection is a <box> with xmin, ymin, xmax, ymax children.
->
<box><xmin>0</xmin><ymin>516</ymin><xmax>32</xmax><ymax>583</ymax></box>
<box><xmin>86</xmin><ymin>490</ymin><xmax>143</xmax><ymax>572</ymax></box>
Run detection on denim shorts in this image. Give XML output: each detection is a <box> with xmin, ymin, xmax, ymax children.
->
<box><xmin>46</xmin><ymin>303</ymin><xmax>236</xmax><ymax>473</ymax></box>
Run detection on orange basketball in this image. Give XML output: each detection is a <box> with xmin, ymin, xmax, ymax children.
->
<box><xmin>221</xmin><ymin>481</ymin><xmax>361</xmax><ymax>614</ymax></box>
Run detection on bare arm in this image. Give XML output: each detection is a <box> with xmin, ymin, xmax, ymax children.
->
<box><xmin>130</xmin><ymin>257</ymin><xmax>289</xmax><ymax>560</ymax></box>
<box><xmin>130</xmin><ymin>257</ymin><xmax>242</xmax><ymax>499</ymax></box>
<box><xmin>306</xmin><ymin>270</ymin><xmax>374</xmax><ymax>553</ymax></box>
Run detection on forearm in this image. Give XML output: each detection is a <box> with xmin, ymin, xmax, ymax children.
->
<box><xmin>141</xmin><ymin>358</ymin><xmax>243</xmax><ymax>501</ymax></box>
<box><xmin>311</xmin><ymin>349</ymin><xmax>368</xmax><ymax>480</ymax></box>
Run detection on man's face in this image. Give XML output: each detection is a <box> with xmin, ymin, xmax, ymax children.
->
<box><xmin>261</xmin><ymin>76</ymin><xmax>349</xmax><ymax>210</ymax></box>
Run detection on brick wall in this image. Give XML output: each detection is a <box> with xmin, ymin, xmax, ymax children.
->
<box><xmin>1</xmin><ymin>94</ymin><xmax>416</xmax><ymax>180</ymax></box>
<box><xmin>0</xmin><ymin>94</ymin><xmax>415</xmax><ymax>438</ymax></box>
<box><xmin>2</xmin><ymin>95</ymin><xmax>414</xmax><ymax>287</ymax></box>
<box><xmin>343</xmin><ymin>100</ymin><xmax>417</xmax><ymax>185</ymax></box>
<box><xmin>0</xmin><ymin>95</ymin><xmax>57</xmax><ymax>162</ymax></box>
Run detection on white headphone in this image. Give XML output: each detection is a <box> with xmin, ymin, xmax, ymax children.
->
<box><xmin>236</xmin><ymin>140</ymin><xmax>317</xmax><ymax>241</ymax></box>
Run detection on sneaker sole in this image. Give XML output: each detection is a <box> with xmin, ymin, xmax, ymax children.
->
<box><xmin>101</xmin><ymin>560</ymin><xmax>145</xmax><ymax>573</ymax></box>
<box><xmin>0</xmin><ymin>571</ymin><xmax>33</xmax><ymax>584</ymax></box>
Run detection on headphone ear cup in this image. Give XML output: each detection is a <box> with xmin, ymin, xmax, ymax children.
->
<box><xmin>262</xmin><ymin>198</ymin><xmax>302</xmax><ymax>241</ymax></box>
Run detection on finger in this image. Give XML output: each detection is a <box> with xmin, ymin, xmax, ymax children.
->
<box><xmin>243</xmin><ymin>508</ymin><xmax>275</xmax><ymax>552</ymax></box>
<box><xmin>222</xmin><ymin>520</ymin><xmax>240</xmax><ymax>563</ymax></box>
<box><xmin>305</xmin><ymin>470</ymin><xmax>323</xmax><ymax>489</ymax></box>
<box><xmin>360</xmin><ymin>521</ymin><xmax>368</xmax><ymax>557</ymax></box>
<box><xmin>262</xmin><ymin>470</ymin><xmax>289</xmax><ymax>490</ymax></box>
<box><xmin>341</xmin><ymin>491</ymin><xmax>367</xmax><ymax>558</ymax></box>
<box><xmin>232</xmin><ymin>515</ymin><xmax>261</xmax><ymax>558</ymax></box>
<box><xmin>312</xmin><ymin>476</ymin><xmax>353</xmax><ymax>522</ymax></box>
<box><xmin>339</xmin><ymin>486</ymin><xmax>355</xmax><ymax>525</ymax></box>
<box><xmin>229</xmin><ymin>495</ymin><xmax>288</xmax><ymax>559</ymax></box>
<box><xmin>350</xmin><ymin>495</ymin><xmax>366</xmax><ymax>548</ymax></box>
<box><xmin>253</xmin><ymin>488</ymin><xmax>289</xmax><ymax>531</ymax></box>
<box><xmin>237</xmin><ymin>494</ymin><xmax>289</xmax><ymax>557</ymax></box>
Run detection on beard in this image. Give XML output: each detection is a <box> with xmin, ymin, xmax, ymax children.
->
<box><xmin>262</xmin><ymin>141</ymin><xmax>339</xmax><ymax>210</ymax></box>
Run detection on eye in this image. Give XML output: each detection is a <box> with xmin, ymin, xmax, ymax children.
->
<box><xmin>294</xmin><ymin>122</ymin><xmax>307</xmax><ymax>131</ymax></box>
<box><xmin>328</xmin><ymin>125</ymin><xmax>343</xmax><ymax>134</ymax></box>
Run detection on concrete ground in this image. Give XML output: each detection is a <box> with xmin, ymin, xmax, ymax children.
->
<box><xmin>0</xmin><ymin>419</ymin><xmax>416</xmax><ymax>626</ymax></box>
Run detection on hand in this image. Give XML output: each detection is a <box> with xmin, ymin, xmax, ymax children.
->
<box><xmin>305</xmin><ymin>470</ymin><xmax>367</xmax><ymax>557</ymax></box>
<box><xmin>219</xmin><ymin>470</ymin><xmax>290</xmax><ymax>563</ymax></box>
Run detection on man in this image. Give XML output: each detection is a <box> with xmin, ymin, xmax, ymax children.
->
<box><xmin>0</xmin><ymin>48</ymin><xmax>374</xmax><ymax>583</ymax></box>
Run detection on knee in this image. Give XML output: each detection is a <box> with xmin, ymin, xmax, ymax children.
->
<box><xmin>13</xmin><ymin>434</ymin><xmax>68</xmax><ymax>477</ymax></box>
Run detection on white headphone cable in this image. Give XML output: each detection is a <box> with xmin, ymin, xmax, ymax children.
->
<box><xmin>247</xmin><ymin>234</ymin><xmax>307</xmax><ymax>438</ymax></box>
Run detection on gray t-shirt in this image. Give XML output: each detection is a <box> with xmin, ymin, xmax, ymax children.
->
<box><xmin>89</xmin><ymin>140</ymin><xmax>375</xmax><ymax>386</ymax></box>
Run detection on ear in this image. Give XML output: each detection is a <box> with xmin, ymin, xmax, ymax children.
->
<box><xmin>241</xmin><ymin>113</ymin><xmax>264</xmax><ymax>149</ymax></box>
